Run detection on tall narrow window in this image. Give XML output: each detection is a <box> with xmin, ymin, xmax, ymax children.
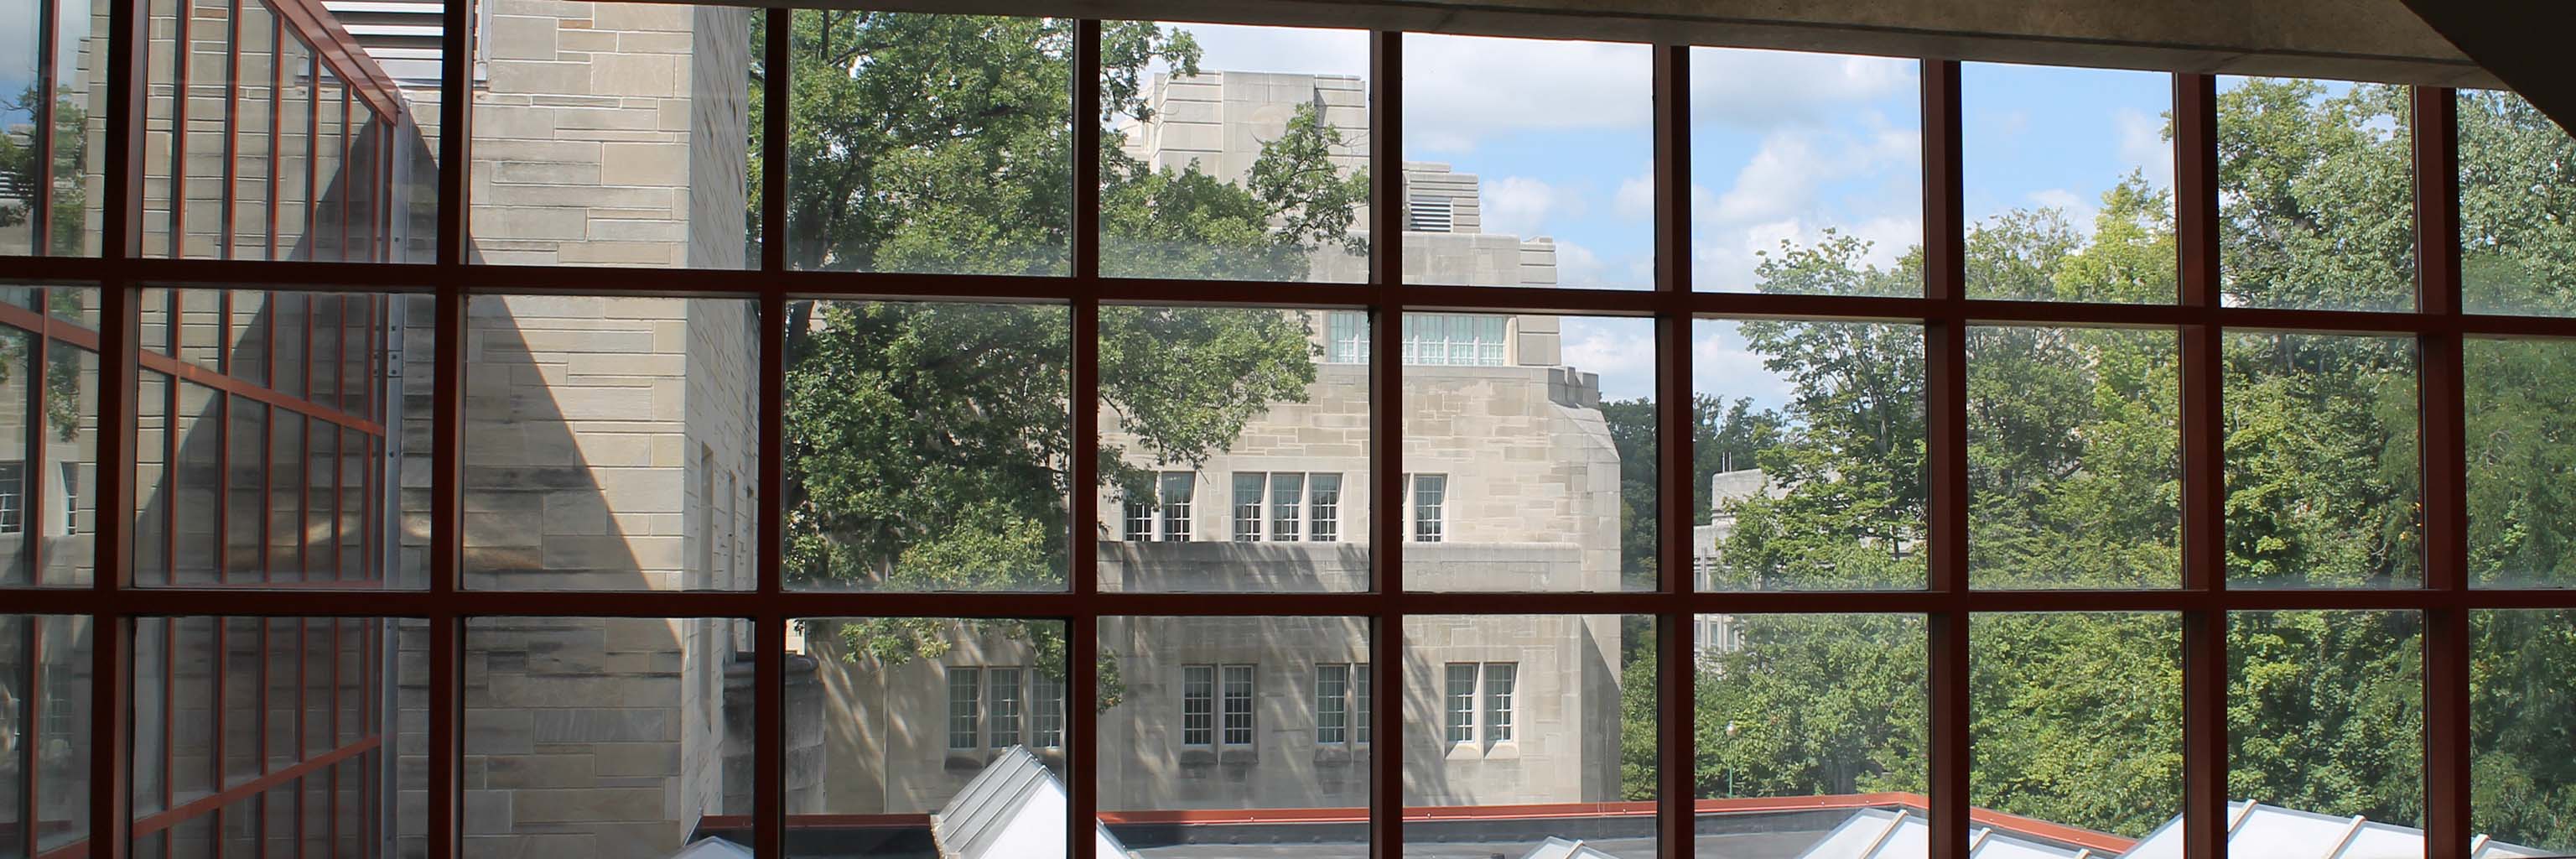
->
<box><xmin>1124</xmin><ymin>495</ymin><xmax>1154</xmax><ymax>542</ymax></box>
<box><xmin>1221</xmin><ymin>664</ymin><xmax>1256</xmax><ymax>746</ymax></box>
<box><xmin>989</xmin><ymin>668</ymin><xmax>1023</xmax><ymax>747</ymax></box>
<box><xmin>1327</xmin><ymin>311</ymin><xmax>1370</xmax><ymax>364</ymax></box>
<box><xmin>0</xmin><ymin>461</ymin><xmax>23</xmax><ymax>534</ymax></box>
<box><xmin>1182</xmin><ymin>665</ymin><xmax>1216</xmax><ymax>747</ymax></box>
<box><xmin>1309</xmin><ymin>474</ymin><xmax>1342</xmax><ymax>543</ymax></box>
<box><xmin>1353</xmin><ymin>664</ymin><xmax>1371</xmax><ymax>744</ymax></box>
<box><xmin>56</xmin><ymin>461</ymin><xmax>79</xmax><ymax>536</ymax></box>
<box><xmin>1412</xmin><ymin>474</ymin><xmax>1448</xmax><ymax>543</ymax></box>
<box><xmin>1233</xmin><ymin>473</ymin><xmax>1265</xmax><ymax>541</ymax></box>
<box><xmin>1032</xmin><ymin>670</ymin><xmax>1065</xmax><ymax>748</ymax></box>
<box><xmin>948</xmin><ymin>668</ymin><xmax>982</xmax><ymax>751</ymax></box>
<box><xmin>1159</xmin><ymin>471</ymin><xmax>1196</xmax><ymax>542</ymax></box>
<box><xmin>1485</xmin><ymin>663</ymin><xmax>1517</xmax><ymax>742</ymax></box>
<box><xmin>1270</xmin><ymin>472</ymin><xmax>1305</xmax><ymax>543</ymax></box>
<box><xmin>1317</xmin><ymin>664</ymin><xmax>1350</xmax><ymax>744</ymax></box>
<box><xmin>1446</xmin><ymin>663</ymin><xmax>1478</xmax><ymax>742</ymax></box>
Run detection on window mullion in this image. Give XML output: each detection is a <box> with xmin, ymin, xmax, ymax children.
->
<box><xmin>2413</xmin><ymin>84</ymin><xmax>2472</xmax><ymax>859</ymax></box>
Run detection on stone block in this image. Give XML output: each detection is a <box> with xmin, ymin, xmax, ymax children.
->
<box><xmin>486</xmin><ymin>14</ymin><xmax>559</xmax><ymax>60</ymax></box>
<box><xmin>509</xmin><ymin>786</ymin><xmax>665</xmax><ymax>823</ymax></box>
<box><xmin>531</xmin><ymin>708</ymin><xmax>675</xmax><ymax>744</ymax></box>
<box><xmin>488</xmin><ymin>60</ymin><xmax>592</xmax><ymax>96</ymax></box>
<box><xmin>599</xmin><ymin>141</ymin><xmax>688</xmax><ymax>185</ymax></box>
<box><xmin>589</xmin><ymin>53</ymin><xmax>678</xmax><ymax>98</ymax></box>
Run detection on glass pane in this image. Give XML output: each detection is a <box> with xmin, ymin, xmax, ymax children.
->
<box><xmin>769</xmin><ymin>617</ymin><xmax>1065</xmax><ymax>856</ymax></box>
<box><xmin>130</xmin><ymin>616</ymin><xmax>412</xmax><ymax>855</ymax></box>
<box><xmin>1407</xmin><ymin>315</ymin><xmax>1650</xmax><ymax>591</ymax></box>
<box><xmin>1690</xmin><ymin>47</ymin><xmax>1920</xmax><ymax>296</ymax></box>
<box><xmin>0</xmin><ymin>289</ymin><xmax>104</xmax><ymax>588</ymax></box>
<box><xmin>132</xmin><ymin>289</ymin><xmax>417</xmax><ymax>588</ymax></box>
<box><xmin>1971</xmin><ymin>612</ymin><xmax>2180</xmax><ymax>841</ymax></box>
<box><xmin>784</xmin><ymin>301</ymin><xmax>1069</xmax><ymax>592</ymax></box>
<box><xmin>2467</xmin><ymin>336</ymin><xmax>2576</xmax><ymax>587</ymax></box>
<box><xmin>462</xmin><ymin>295</ymin><xmax>757</xmax><ymax>591</ymax></box>
<box><xmin>1394</xmin><ymin>615</ymin><xmax>1647</xmax><ymax>856</ymax></box>
<box><xmin>464</xmin><ymin>617</ymin><xmax>753</xmax><ymax>855</ymax></box>
<box><xmin>0</xmin><ymin>0</ymin><xmax>44</xmax><ymax>256</ymax></box>
<box><xmin>2217</xmin><ymin>76</ymin><xmax>2415</xmax><ymax>311</ymax></box>
<box><xmin>1696</xmin><ymin>614</ymin><xmax>1925</xmax><ymax>849</ymax></box>
<box><xmin>1406</xmin><ymin>34</ymin><xmax>1651</xmax><ymax>290</ymax></box>
<box><xmin>2222</xmin><ymin>332</ymin><xmax>2419</xmax><ymax>588</ymax></box>
<box><xmin>2460</xmin><ymin>90</ymin><xmax>2576</xmax><ymax>316</ymax></box>
<box><xmin>1095</xmin><ymin>617</ymin><xmax>1364</xmax><ymax>856</ymax></box>
<box><xmin>1968</xmin><ymin>325</ymin><xmax>2180</xmax><ymax>589</ymax></box>
<box><xmin>783</xmin><ymin>11</ymin><xmax>1070</xmax><ymax>275</ymax></box>
<box><xmin>0</xmin><ymin>616</ymin><xmax>92</xmax><ymax>852</ymax></box>
<box><xmin>19</xmin><ymin>0</ymin><xmax>113</xmax><ymax>256</ymax></box>
<box><xmin>1101</xmin><ymin>22</ymin><xmax>1370</xmax><ymax>283</ymax></box>
<box><xmin>1098</xmin><ymin>307</ymin><xmax>1369</xmax><ymax>592</ymax></box>
<box><xmin>2470</xmin><ymin>610</ymin><xmax>2576</xmax><ymax>855</ymax></box>
<box><xmin>1963</xmin><ymin>63</ymin><xmax>2176</xmax><ymax>303</ymax></box>
<box><xmin>2226</xmin><ymin>610</ymin><xmax>2423</xmax><ymax>850</ymax></box>
<box><xmin>1691</xmin><ymin>319</ymin><xmax>1924</xmax><ymax>591</ymax></box>
<box><xmin>470</xmin><ymin>3</ymin><xmax>753</xmax><ymax>268</ymax></box>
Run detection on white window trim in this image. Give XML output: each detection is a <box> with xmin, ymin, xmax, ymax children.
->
<box><xmin>1405</xmin><ymin>473</ymin><xmax>1447</xmax><ymax>544</ymax></box>
<box><xmin>1182</xmin><ymin>663</ymin><xmax>1258</xmax><ymax>748</ymax></box>
<box><xmin>1230</xmin><ymin>471</ymin><xmax>1345</xmax><ymax>544</ymax></box>
<box><xmin>1440</xmin><ymin>661</ymin><xmax>1518</xmax><ymax>747</ymax></box>
<box><xmin>1124</xmin><ymin>471</ymin><xmax>1197</xmax><ymax>542</ymax></box>
<box><xmin>1316</xmin><ymin>662</ymin><xmax>1370</xmax><ymax>746</ymax></box>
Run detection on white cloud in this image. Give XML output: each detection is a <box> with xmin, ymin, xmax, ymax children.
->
<box><xmin>1560</xmin><ymin>318</ymin><xmax>1656</xmax><ymax>400</ymax></box>
<box><xmin>1687</xmin><ymin>124</ymin><xmax>1922</xmax><ymax>289</ymax></box>
<box><xmin>1613</xmin><ymin>169</ymin><xmax>1654</xmax><ymax>222</ymax></box>
<box><xmin>1403</xmin><ymin>34</ymin><xmax>1654</xmax><ymax>153</ymax></box>
<box><xmin>1158</xmin><ymin>23</ymin><xmax>1370</xmax><ymax>80</ymax></box>
<box><xmin>1553</xmin><ymin>240</ymin><xmax>1608</xmax><ymax>286</ymax></box>
<box><xmin>2026</xmin><ymin>187</ymin><xmax>2097</xmax><ymax>237</ymax></box>
<box><xmin>2116</xmin><ymin>107</ymin><xmax>2175</xmax><ymax>190</ymax></box>
<box><xmin>1688</xmin><ymin>49</ymin><xmax>1914</xmax><ymax>131</ymax></box>
<box><xmin>1691</xmin><ymin>322</ymin><xmax>1794</xmax><ymax>410</ymax></box>
<box><xmin>1483</xmin><ymin>176</ymin><xmax>1585</xmax><ymax>241</ymax></box>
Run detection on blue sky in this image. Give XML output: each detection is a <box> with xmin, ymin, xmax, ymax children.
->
<box><xmin>1160</xmin><ymin>23</ymin><xmax>2177</xmax><ymax>408</ymax></box>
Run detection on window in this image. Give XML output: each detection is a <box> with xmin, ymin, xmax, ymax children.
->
<box><xmin>1409</xmin><ymin>474</ymin><xmax>1448</xmax><ymax>543</ymax></box>
<box><xmin>948</xmin><ymin>668</ymin><xmax>982</xmax><ymax>751</ymax></box>
<box><xmin>1402</xmin><ymin>315</ymin><xmax>1508</xmax><ymax>366</ymax></box>
<box><xmin>1230</xmin><ymin>472</ymin><xmax>1344</xmax><ymax>544</ymax></box>
<box><xmin>1443</xmin><ymin>662</ymin><xmax>1519</xmax><ymax>745</ymax></box>
<box><xmin>0</xmin><ymin>462</ymin><xmax>22</xmax><ymax>534</ymax></box>
<box><xmin>1485</xmin><ymin>663</ymin><xmax>1515</xmax><ymax>742</ymax></box>
<box><xmin>1124</xmin><ymin>471</ymin><xmax>1197</xmax><ymax>542</ymax></box>
<box><xmin>1444</xmin><ymin>663</ymin><xmax>1477</xmax><ymax>742</ymax></box>
<box><xmin>1316</xmin><ymin>663</ymin><xmax>1368</xmax><ymax>745</ymax></box>
<box><xmin>1408</xmin><ymin>197</ymin><xmax>1454</xmax><ymax>232</ymax></box>
<box><xmin>1222</xmin><ymin>664</ymin><xmax>1256</xmax><ymax>746</ymax></box>
<box><xmin>1328</xmin><ymin>311</ymin><xmax>1371</xmax><ymax>364</ymax></box>
<box><xmin>1032</xmin><ymin>671</ymin><xmax>1065</xmax><ymax>749</ymax></box>
<box><xmin>989</xmin><ymin>668</ymin><xmax>1024</xmax><ymax>747</ymax></box>
<box><xmin>1182</xmin><ymin>664</ymin><xmax>1216</xmax><ymax>747</ymax></box>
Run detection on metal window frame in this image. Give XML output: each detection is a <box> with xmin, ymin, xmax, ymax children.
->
<box><xmin>0</xmin><ymin>8</ymin><xmax>2559</xmax><ymax>859</ymax></box>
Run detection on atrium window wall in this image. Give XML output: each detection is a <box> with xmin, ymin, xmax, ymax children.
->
<box><xmin>0</xmin><ymin>1</ymin><xmax>2573</xmax><ymax>858</ymax></box>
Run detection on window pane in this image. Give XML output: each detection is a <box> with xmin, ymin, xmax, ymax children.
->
<box><xmin>0</xmin><ymin>615</ymin><xmax>90</xmax><ymax>853</ymax></box>
<box><xmin>2468</xmin><ymin>336</ymin><xmax>2576</xmax><ymax>587</ymax></box>
<box><xmin>1692</xmin><ymin>319</ymin><xmax>1925</xmax><ymax>591</ymax></box>
<box><xmin>1697</xmin><ymin>614</ymin><xmax>1924</xmax><ymax>854</ymax></box>
<box><xmin>1971</xmin><ymin>612</ymin><xmax>2180</xmax><ymax>841</ymax></box>
<box><xmin>2227</xmin><ymin>610</ymin><xmax>2423</xmax><ymax>847</ymax></box>
<box><xmin>0</xmin><ymin>287</ymin><xmax>101</xmax><ymax>588</ymax></box>
<box><xmin>130</xmin><ymin>616</ymin><xmax>416</xmax><ymax>856</ymax></box>
<box><xmin>1405</xmin><ymin>34</ymin><xmax>1650</xmax><ymax>290</ymax></box>
<box><xmin>3</xmin><ymin>0</ymin><xmax>113</xmax><ymax>257</ymax></box>
<box><xmin>1408</xmin><ymin>314</ymin><xmax>1649</xmax><ymax>591</ymax></box>
<box><xmin>1098</xmin><ymin>307</ymin><xmax>1369</xmax><ymax>592</ymax></box>
<box><xmin>2460</xmin><ymin>90</ymin><xmax>2576</xmax><ymax>316</ymax></box>
<box><xmin>2217</xmin><ymin>77</ymin><xmax>2415</xmax><ymax>311</ymax></box>
<box><xmin>784</xmin><ymin>12</ymin><xmax>1069</xmax><ymax>275</ymax></box>
<box><xmin>1405</xmin><ymin>615</ymin><xmax>1649</xmax><ymax>857</ymax></box>
<box><xmin>464</xmin><ymin>617</ymin><xmax>753</xmax><ymax>856</ymax></box>
<box><xmin>1963</xmin><ymin>63</ymin><xmax>2175</xmax><ymax>303</ymax></box>
<box><xmin>129</xmin><ymin>289</ymin><xmax>419</xmax><ymax>588</ymax></box>
<box><xmin>2470</xmin><ymin>610</ymin><xmax>2576</xmax><ymax>855</ymax></box>
<box><xmin>784</xmin><ymin>300</ymin><xmax>1067</xmax><ymax>592</ymax></box>
<box><xmin>468</xmin><ymin>3</ymin><xmax>751</xmax><ymax>268</ymax></box>
<box><xmin>462</xmin><ymin>295</ymin><xmax>758</xmax><ymax>591</ymax></box>
<box><xmin>1098</xmin><ymin>617</ymin><xmax>1368</xmax><ymax>855</ymax></box>
<box><xmin>1691</xmin><ymin>48</ymin><xmax>1920</xmax><ymax>296</ymax></box>
<box><xmin>1101</xmin><ymin>22</ymin><xmax>1369</xmax><ymax>283</ymax></box>
<box><xmin>781</xmin><ymin>617</ymin><xmax>1066</xmax><ymax>856</ymax></box>
<box><xmin>1968</xmin><ymin>326</ymin><xmax>2180</xmax><ymax>589</ymax></box>
<box><xmin>2223</xmin><ymin>332</ymin><xmax>2419</xmax><ymax>588</ymax></box>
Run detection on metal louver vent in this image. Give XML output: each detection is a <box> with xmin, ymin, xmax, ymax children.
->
<box><xmin>317</xmin><ymin>0</ymin><xmax>460</xmax><ymax>85</ymax></box>
<box><xmin>1408</xmin><ymin>196</ymin><xmax>1454</xmax><ymax>232</ymax></box>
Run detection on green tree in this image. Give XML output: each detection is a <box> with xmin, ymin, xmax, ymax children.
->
<box><xmin>766</xmin><ymin>16</ymin><xmax>1363</xmax><ymax>700</ymax></box>
<box><xmin>0</xmin><ymin>83</ymin><xmax>90</xmax><ymax>255</ymax></box>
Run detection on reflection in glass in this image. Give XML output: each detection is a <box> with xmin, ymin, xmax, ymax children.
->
<box><xmin>1968</xmin><ymin>326</ymin><xmax>2179</xmax><ymax>589</ymax></box>
<box><xmin>1103</xmin><ymin>22</ymin><xmax>1370</xmax><ymax>283</ymax></box>
<box><xmin>1399</xmin><ymin>614</ymin><xmax>1644</xmax><ymax>856</ymax></box>
<box><xmin>1691</xmin><ymin>319</ymin><xmax>1925</xmax><ymax>591</ymax></box>
<box><xmin>2470</xmin><ymin>610</ymin><xmax>2576</xmax><ymax>855</ymax></box>
<box><xmin>2222</xmin><ymin>332</ymin><xmax>2419</xmax><ymax>589</ymax></box>
<box><xmin>2217</xmin><ymin>76</ymin><xmax>2415</xmax><ymax>312</ymax></box>
<box><xmin>2460</xmin><ymin>90</ymin><xmax>2576</xmax><ymax>317</ymax></box>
